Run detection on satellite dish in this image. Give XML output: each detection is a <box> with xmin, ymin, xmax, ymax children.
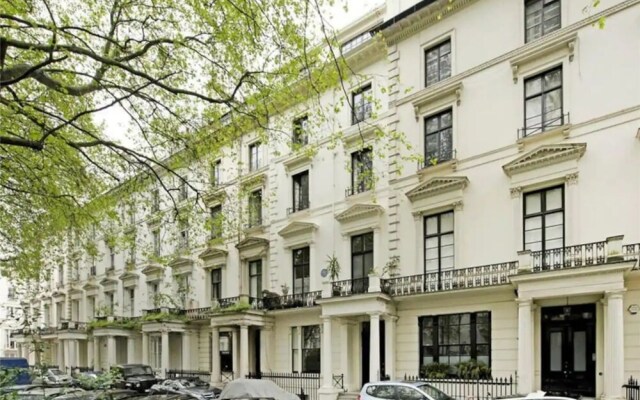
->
<box><xmin>320</xmin><ymin>268</ymin><xmax>328</xmax><ymax>278</ymax></box>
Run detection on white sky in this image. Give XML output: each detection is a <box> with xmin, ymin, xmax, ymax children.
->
<box><xmin>97</xmin><ymin>0</ymin><xmax>384</xmax><ymax>144</ymax></box>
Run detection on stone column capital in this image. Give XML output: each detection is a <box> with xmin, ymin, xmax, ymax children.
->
<box><xmin>605</xmin><ymin>289</ymin><xmax>626</xmax><ymax>300</ymax></box>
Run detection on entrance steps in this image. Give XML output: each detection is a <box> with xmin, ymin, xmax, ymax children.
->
<box><xmin>338</xmin><ymin>392</ymin><xmax>359</xmax><ymax>400</ymax></box>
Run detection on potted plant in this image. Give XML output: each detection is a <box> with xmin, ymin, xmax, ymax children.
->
<box><xmin>326</xmin><ymin>254</ymin><xmax>341</xmax><ymax>296</ymax></box>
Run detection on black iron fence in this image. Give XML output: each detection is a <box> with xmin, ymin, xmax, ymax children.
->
<box><xmin>625</xmin><ymin>376</ymin><xmax>639</xmax><ymax>400</ymax></box>
<box><xmin>246</xmin><ymin>372</ymin><xmax>320</xmax><ymax>400</ymax></box>
<box><xmin>166</xmin><ymin>369</ymin><xmax>211</xmax><ymax>382</ymax></box>
<box><xmin>532</xmin><ymin>241</ymin><xmax>606</xmax><ymax>272</ymax></box>
<box><xmin>518</xmin><ymin>112</ymin><xmax>570</xmax><ymax>139</ymax></box>
<box><xmin>403</xmin><ymin>375</ymin><xmax>517</xmax><ymax>400</ymax></box>
<box><xmin>332</xmin><ymin>277</ymin><xmax>369</xmax><ymax>297</ymax></box>
<box><xmin>263</xmin><ymin>292</ymin><xmax>321</xmax><ymax>310</ymax></box>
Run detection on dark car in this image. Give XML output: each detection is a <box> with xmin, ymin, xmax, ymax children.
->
<box><xmin>149</xmin><ymin>378</ymin><xmax>221</xmax><ymax>400</ymax></box>
<box><xmin>54</xmin><ymin>389</ymin><xmax>142</xmax><ymax>400</ymax></box>
<box><xmin>110</xmin><ymin>365</ymin><xmax>158</xmax><ymax>392</ymax></box>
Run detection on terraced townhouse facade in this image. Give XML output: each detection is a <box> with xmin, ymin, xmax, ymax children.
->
<box><xmin>12</xmin><ymin>0</ymin><xmax>640</xmax><ymax>399</ymax></box>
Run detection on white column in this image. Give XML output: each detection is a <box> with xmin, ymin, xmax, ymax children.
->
<box><xmin>414</xmin><ymin>215</ymin><xmax>422</xmax><ymax>275</ymax></box>
<box><xmin>182</xmin><ymin>331</ymin><xmax>191</xmax><ymax>370</ymax></box>
<box><xmin>87</xmin><ymin>340</ymin><xmax>93</xmax><ymax>369</ymax></box>
<box><xmin>92</xmin><ymin>338</ymin><xmax>100</xmax><ymax>370</ymax></box>
<box><xmin>385</xmin><ymin>316</ymin><xmax>397</xmax><ymax>380</ymax></box>
<box><xmin>73</xmin><ymin>340</ymin><xmax>81</xmax><ymax>368</ymax></box>
<box><xmin>373</xmin><ymin>228</ymin><xmax>381</xmax><ymax>269</ymax></box>
<box><xmin>141</xmin><ymin>333</ymin><xmax>149</xmax><ymax>365</ymax></box>
<box><xmin>239</xmin><ymin>325</ymin><xmax>249</xmax><ymax>378</ymax></box>
<box><xmin>232</xmin><ymin>329</ymin><xmax>239</xmax><ymax>378</ymax></box>
<box><xmin>161</xmin><ymin>330</ymin><xmax>170</xmax><ymax>378</ymax></box>
<box><xmin>604</xmin><ymin>290</ymin><xmax>625</xmax><ymax>400</ymax></box>
<box><xmin>321</xmin><ymin>316</ymin><xmax>333</xmax><ymax>388</ymax></box>
<box><xmin>57</xmin><ymin>341</ymin><xmax>64</xmax><ymax>368</ymax></box>
<box><xmin>127</xmin><ymin>336</ymin><xmax>136</xmax><ymax>363</ymax></box>
<box><xmin>63</xmin><ymin>340</ymin><xmax>70</xmax><ymax>371</ymax></box>
<box><xmin>340</xmin><ymin>320</ymin><xmax>351</xmax><ymax>391</ymax></box>
<box><xmin>517</xmin><ymin>299</ymin><xmax>534</xmax><ymax>394</ymax></box>
<box><xmin>106</xmin><ymin>336</ymin><xmax>116</xmax><ymax>369</ymax></box>
<box><xmin>369</xmin><ymin>313</ymin><xmax>381</xmax><ymax>382</ymax></box>
<box><xmin>211</xmin><ymin>327</ymin><xmax>220</xmax><ymax>385</ymax></box>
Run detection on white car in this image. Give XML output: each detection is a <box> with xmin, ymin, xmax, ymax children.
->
<box><xmin>497</xmin><ymin>391</ymin><xmax>577</xmax><ymax>400</ymax></box>
<box><xmin>360</xmin><ymin>381</ymin><xmax>453</xmax><ymax>400</ymax></box>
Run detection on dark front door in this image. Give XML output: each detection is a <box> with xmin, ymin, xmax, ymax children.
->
<box><xmin>220</xmin><ymin>332</ymin><xmax>233</xmax><ymax>372</ymax></box>
<box><xmin>541</xmin><ymin>304</ymin><xmax>596</xmax><ymax>397</ymax></box>
<box><xmin>253</xmin><ymin>328</ymin><xmax>261</xmax><ymax>373</ymax></box>
<box><xmin>361</xmin><ymin>321</ymin><xmax>386</xmax><ymax>385</ymax></box>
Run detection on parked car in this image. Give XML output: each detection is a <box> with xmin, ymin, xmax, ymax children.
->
<box><xmin>34</xmin><ymin>369</ymin><xmax>74</xmax><ymax>386</ymax></box>
<box><xmin>217</xmin><ymin>379</ymin><xmax>298</xmax><ymax>400</ymax></box>
<box><xmin>111</xmin><ymin>364</ymin><xmax>158</xmax><ymax>392</ymax></box>
<box><xmin>360</xmin><ymin>381</ymin><xmax>454</xmax><ymax>400</ymax></box>
<box><xmin>54</xmin><ymin>388</ymin><xmax>142</xmax><ymax>400</ymax></box>
<box><xmin>149</xmin><ymin>378</ymin><xmax>221</xmax><ymax>400</ymax></box>
<box><xmin>15</xmin><ymin>386</ymin><xmax>85</xmax><ymax>400</ymax></box>
<box><xmin>72</xmin><ymin>371</ymin><xmax>107</xmax><ymax>390</ymax></box>
<box><xmin>0</xmin><ymin>357</ymin><xmax>32</xmax><ymax>385</ymax></box>
<box><xmin>496</xmin><ymin>392</ymin><xmax>577</xmax><ymax>400</ymax></box>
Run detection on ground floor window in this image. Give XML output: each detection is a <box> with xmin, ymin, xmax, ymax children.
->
<box><xmin>149</xmin><ymin>335</ymin><xmax>162</xmax><ymax>370</ymax></box>
<box><xmin>418</xmin><ymin>311</ymin><xmax>491</xmax><ymax>377</ymax></box>
<box><xmin>291</xmin><ymin>325</ymin><xmax>320</xmax><ymax>373</ymax></box>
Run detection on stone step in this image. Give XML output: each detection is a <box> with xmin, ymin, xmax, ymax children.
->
<box><xmin>338</xmin><ymin>392</ymin><xmax>360</xmax><ymax>400</ymax></box>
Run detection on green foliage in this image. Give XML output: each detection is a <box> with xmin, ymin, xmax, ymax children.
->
<box><xmin>212</xmin><ymin>300</ymin><xmax>251</xmax><ymax>314</ymax></box>
<box><xmin>421</xmin><ymin>363</ymin><xmax>450</xmax><ymax>379</ymax></box>
<box><xmin>326</xmin><ymin>254</ymin><xmax>341</xmax><ymax>282</ymax></box>
<box><xmin>87</xmin><ymin>318</ymin><xmax>140</xmax><ymax>332</ymax></box>
<box><xmin>141</xmin><ymin>312</ymin><xmax>187</xmax><ymax>323</ymax></box>
<box><xmin>455</xmin><ymin>360</ymin><xmax>492</xmax><ymax>380</ymax></box>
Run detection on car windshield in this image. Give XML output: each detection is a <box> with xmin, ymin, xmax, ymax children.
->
<box><xmin>416</xmin><ymin>384</ymin><xmax>453</xmax><ymax>400</ymax></box>
<box><xmin>124</xmin><ymin>366</ymin><xmax>153</xmax><ymax>376</ymax></box>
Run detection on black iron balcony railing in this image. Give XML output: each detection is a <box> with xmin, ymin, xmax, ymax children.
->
<box><xmin>383</xmin><ymin>262</ymin><xmax>518</xmax><ymax>297</ymax></box>
<box><xmin>417</xmin><ymin>149</ymin><xmax>456</xmax><ymax>171</ymax></box>
<box><xmin>531</xmin><ymin>241</ymin><xmax>606</xmax><ymax>272</ymax></box>
<box><xmin>213</xmin><ymin>296</ymin><xmax>240</xmax><ymax>309</ymax></box>
<box><xmin>58</xmin><ymin>321</ymin><xmax>87</xmax><ymax>331</ymax></box>
<box><xmin>263</xmin><ymin>291</ymin><xmax>322</xmax><ymax>310</ymax></box>
<box><xmin>345</xmin><ymin>183</ymin><xmax>372</xmax><ymax>197</ymax></box>
<box><xmin>287</xmin><ymin>201</ymin><xmax>310</xmax><ymax>215</ymax></box>
<box><xmin>332</xmin><ymin>277</ymin><xmax>369</xmax><ymax>297</ymax></box>
<box><xmin>143</xmin><ymin>308</ymin><xmax>185</xmax><ymax>316</ymax></box>
<box><xmin>518</xmin><ymin>112</ymin><xmax>570</xmax><ymax>139</ymax></box>
<box><xmin>185</xmin><ymin>307</ymin><xmax>211</xmax><ymax>320</ymax></box>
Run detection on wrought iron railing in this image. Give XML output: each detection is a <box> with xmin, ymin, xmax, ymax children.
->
<box><xmin>403</xmin><ymin>374</ymin><xmax>517</xmax><ymax>400</ymax></box>
<box><xmin>59</xmin><ymin>321</ymin><xmax>87</xmax><ymax>331</ymax></box>
<box><xmin>263</xmin><ymin>291</ymin><xmax>322</xmax><ymax>310</ymax></box>
<box><xmin>345</xmin><ymin>183</ymin><xmax>372</xmax><ymax>197</ymax></box>
<box><xmin>287</xmin><ymin>201</ymin><xmax>310</xmax><ymax>215</ymax></box>
<box><xmin>531</xmin><ymin>241</ymin><xmax>606</xmax><ymax>272</ymax></box>
<box><xmin>624</xmin><ymin>376</ymin><xmax>639</xmax><ymax>400</ymax></box>
<box><xmin>247</xmin><ymin>297</ymin><xmax>264</xmax><ymax>309</ymax></box>
<box><xmin>185</xmin><ymin>307</ymin><xmax>211</xmax><ymax>320</ymax></box>
<box><xmin>384</xmin><ymin>262</ymin><xmax>518</xmax><ymax>297</ymax></box>
<box><xmin>247</xmin><ymin>372</ymin><xmax>321</xmax><ymax>400</ymax></box>
<box><xmin>624</xmin><ymin>244</ymin><xmax>640</xmax><ymax>268</ymax></box>
<box><xmin>518</xmin><ymin>112</ymin><xmax>570</xmax><ymax>139</ymax></box>
<box><xmin>418</xmin><ymin>149</ymin><xmax>457</xmax><ymax>170</ymax></box>
<box><xmin>332</xmin><ymin>277</ymin><xmax>369</xmax><ymax>297</ymax></box>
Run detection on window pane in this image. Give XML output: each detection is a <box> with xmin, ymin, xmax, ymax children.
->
<box><xmin>441</xmin><ymin>212</ymin><xmax>454</xmax><ymax>232</ymax></box>
<box><xmin>353</xmin><ymin>256</ymin><xmax>364</xmax><ymax>278</ymax></box>
<box><xmin>549</xmin><ymin>331</ymin><xmax>562</xmax><ymax>371</ymax></box>
<box><xmin>426</xmin><ymin>117</ymin><xmax>440</xmax><ymax>133</ymax></box>
<box><xmin>440</xmin><ymin>53</ymin><xmax>451</xmax><ymax>80</ymax></box>
<box><xmin>426</xmin><ymin>216</ymin><xmax>439</xmax><ymax>235</ymax></box>
<box><xmin>525</xmin><ymin>193</ymin><xmax>542</xmax><ymax>214</ymax></box>
<box><xmin>544</xmin><ymin>69</ymin><xmax>562</xmax><ymax>90</ymax></box>
<box><xmin>352</xmin><ymin>236</ymin><xmax>362</xmax><ymax>252</ymax></box>
<box><xmin>364</xmin><ymin>233</ymin><xmax>374</xmax><ymax>251</ymax></box>
<box><xmin>425</xmin><ymin>237</ymin><xmax>439</xmax><ymax>251</ymax></box>
<box><xmin>546</xmin><ymin>187</ymin><xmax>563</xmax><ymax>210</ymax></box>
<box><xmin>525</xmin><ymin>97</ymin><xmax>542</xmax><ymax>128</ymax></box>
<box><xmin>574</xmin><ymin>331</ymin><xmax>587</xmax><ymax>372</ymax></box>
<box><xmin>525</xmin><ymin>77</ymin><xmax>542</xmax><ymax>96</ymax></box>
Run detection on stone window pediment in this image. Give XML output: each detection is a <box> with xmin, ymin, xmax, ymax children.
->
<box><xmin>119</xmin><ymin>272</ymin><xmax>139</xmax><ymax>288</ymax></box>
<box><xmin>199</xmin><ymin>247</ymin><xmax>228</xmax><ymax>269</ymax></box>
<box><xmin>342</xmin><ymin>124</ymin><xmax>382</xmax><ymax>152</ymax></box>
<box><xmin>283</xmin><ymin>152</ymin><xmax>313</xmax><ymax>174</ymax></box>
<box><xmin>335</xmin><ymin>203</ymin><xmax>384</xmax><ymax>223</ymax></box>
<box><xmin>100</xmin><ymin>277</ymin><xmax>118</xmax><ymax>293</ymax></box>
<box><xmin>510</xmin><ymin>31</ymin><xmax>577</xmax><ymax>83</ymax></box>
<box><xmin>69</xmin><ymin>288</ymin><xmax>83</xmax><ymax>300</ymax></box>
<box><xmin>409</xmin><ymin>81</ymin><xmax>463</xmax><ymax>121</ymax></box>
<box><xmin>203</xmin><ymin>188</ymin><xmax>227</xmax><ymax>207</ymax></box>
<box><xmin>502</xmin><ymin>143</ymin><xmax>586</xmax><ymax>178</ymax></box>
<box><xmin>278</xmin><ymin>221</ymin><xmax>317</xmax><ymax>249</ymax></box>
<box><xmin>240</xmin><ymin>170</ymin><xmax>267</xmax><ymax>192</ymax></box>
<box><xmin>169</xmin><ymin>256</ymin><xmax>194</xmax><ymax>276</ymax></box>
<box><xmin>236</xmin><ymin>236</ymin><xmax>269</xmax><ymax>260</ymax></box>
<box><xmin>141</xmin><ymin>263</ymin><xmax>165</xmax><ymax>283</ymax></box>
<box><xmin>406</xmin><ymin>176</ymin><xmax>469</xmax><ymax>202</ymax></box>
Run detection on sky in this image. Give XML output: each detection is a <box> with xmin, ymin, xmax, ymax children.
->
<box><xmin>96</xmin><ymin>0</ymin><xmax>384</xmax><ymax>144</ymax></box>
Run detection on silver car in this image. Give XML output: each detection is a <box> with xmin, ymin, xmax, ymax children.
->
<box><xmin>360</xmin><ymin>381</ymin><xmax>453</xmax><ymax>400</ymax></box>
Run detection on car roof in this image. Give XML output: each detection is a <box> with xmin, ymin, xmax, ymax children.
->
<box><xmin>364</xmin><ymin>381</ymin><xmax>426</xmax><ymax>387</ymax></box>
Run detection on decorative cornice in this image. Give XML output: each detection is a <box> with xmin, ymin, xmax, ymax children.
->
<box><xmin>99</xmin><ymin>277</ymin><xmax>118</xmax><ymax>292</ymax></box>
<box><xmin>335</xmin><ymin>203</ymin><xmax>384</xmax><ymax>223</ymax></box>
<box><xmin>198</xmin><ymin>247</ymin><xmax>228</xmax><ymax>261</ymax></box>
<box><xmin>342</xmin><ymin>123</ymin><xmax>382</xmax><ymax>151</ymax></box>
<box><xmin>239</xmin><ymin>169</ymin><xmax>267</xmax><ymax>191</ymax></box>
<box><xmin>202</xmin><ymin>187</ymin><xmax>227</xmax><ymax>206</ymax></box>
<box><xmin>141</xmin><ymin>264</ymin><xmax>164</xmax><ymax>276</ymax></box>
<box><xmin>510</xmin><ymin>31</ymin><xmax>577</xmax><ymax>83</ymax></box>
<box><xmin>118</xmin><ymin>271</ymin><xmax>139</xmax><ymax>283</ymax></box>
<box><xmin>502</xmin><ymin>143</ymin><xmax>587</xmax><ymax>177</ymax></box>
<box><xmin>381</xmin><ymin>0</ymin><xmax>476</xmax><ymax>45</ymax></box>
<box><xmin>169</xmin><ymin>256</ymin><xmax>193</xmax><ymax>268</ymax></box>
<box><xmin>404</xmin><ymin>81</ymin><xmax>463</xmax><ymax>121</ymax></box>
<box><xmin>405</xmin><ymin>176</ymin><xmax>469</xmax><ymax>202</ymax></box>
<box><xmin>282</xmin><ymin>152</ymin><xmax>313</xmax><ymax>173</ymax></box>
<box><xmin>235</xmin><ymin>237</ymin><xmax>269</xmax><ymax>252</ymax></box>
<box><xmin>278</xmin><ymin>221</ymin><xmax>318</xmax><ymax>239</ymax></box>
<box><xmin>344</xmin><ymin>37</ymin><xmax>386</xmax><ymax>71</ymax></box>
<box><xmin>82</xmin><ymin>282</ymin><xmax>100</xmax><ymax>291</ymax></box>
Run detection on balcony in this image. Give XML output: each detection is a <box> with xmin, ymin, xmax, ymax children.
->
<box><xmin>518</xmin><ymin>112</ymin><xmax>570</xmax><ymax>140</ymax></box>
<box><xmin>345</xmin><ymin>184</ymin><xmax>372</xmax><ymax>198</ymax></box>
<box><xmin>287</xmin><ymin>201</ymin><xmax>310</xmax><ymax>215</ymax></box>
<box><xmin>331</xmin><ymin>277</ymin><xmax>370</xmax><ymax>297</ymax></box>
<box><xmin>263</xmin><ymin>291</ymin><xmax>321</xmax><ymax>310</ymax></box>
<box><xmin>384</xmin><ymin>262</ymin><xmax>518</xmax><ymax>297</ymax></box>
<box><xmin>58</xmin><ymin>321</ymin><xmax>87</xmax><ymax>332</ymax></box>
<box><xmin>417</xmin><ymin>149</ymin><xmax>457</xmax><ymax>172</ymax></box>
<box><xmin>531</xmin><ymin>241</ymin><xmax>605</xmax><ymax>272</ymax></box>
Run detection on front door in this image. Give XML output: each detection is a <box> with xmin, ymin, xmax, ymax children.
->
<box><xmin>541</xmin><ymin>304</ymin><xmax>596</xmax><ymax>397</ymax></box>
<box><xmin>361</xmin><ymin>321</ymin><xmax>385</xmax><ymax>385</ymax></box>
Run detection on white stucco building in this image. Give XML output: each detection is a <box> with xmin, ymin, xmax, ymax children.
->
<box><xmin>0</xmin><ymin>276</ymin><xmax>22</xmax><ymax>358</ymax></box>
<box><xmin>13</xmin><ymin>0</ymin><xmax>640</xmax><ymax>399</ymax></box>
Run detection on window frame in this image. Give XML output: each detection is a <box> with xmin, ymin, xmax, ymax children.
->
<box><xmin>351</xmin><ymin>148</ymin><xmax>373</xmax><ymax>195</ymax></box>
<box><xmin>418</xmin><ymin>311</ymin><xmax>492</xmax><ymax>373</ymax></box>
<box><xmin>523</xmin><ymin>66</ymin><xmax>564</xmax><ymax>136</ymax></box>
<box><xmin>301</xmin><ymin>325</ymin><xmax>321</xmax><ymax>373</ymax></box>
<box><xmin>152</xmin><ymin>229</ymin><xmax>161</xmax><ymax>257</ymax></box>
<box><xmin>151</xmin><ymin>189</ymin><xmax>160</xmax><ymax>213</ymax></box>
<box><xmin>178</xmin><ymin>220</ymin><xmax>189</xmax><ymax>249</ymax></box>
<box><xmin>351</xmin><ymin>84</ymin><xmax>372</xmax><ymax>125</ymax></box>
<box><xmin>211</xmin><ymin>160</ymin><xmax>222</xmax><ymax>186</ymax></box>
<box><xmin>292</xmin><ymin>115</ymin><xmax>309</xmax><ymax>146</ymax></box>
<box><xmin>248</xmin><ymin>259</ymin><xmax>262</xmax><ymax>298</ymax></box>
<box><xmin>424</xmin><ymin>39</ymin><xmax>452</xmax><ymax>87</ymax></box>
<box><xmin>292</xmin><ymin>170</ymin><xmax>310</xmax><ymax>212</ymax></box>
<box><xmin>424</xmin><ymin>108</ymin><xmax>454</xmax><ymax>167</ymax></box>
<box><xmin>351</xmin><ymin>232</ymin><xmax>373</xmax><ymax>294</ymax></box>
<box><xmin>179</xmin><ymin>180</ymin><xmax>188</xmax><ymax>201</ymax></box>
<box><xmin>248</xmin><ymin>189</ymin><xmax>263</xmax><ymax>227</ymax></box>
<box><xmin>210</xmin><ymin>205</ymin><xmax>223</xmax><ymax>239</ymax></box>
<box><xmin>211</xmin><ymin>269</ymin><xmax>222</xmax><ymax>301</ymax></box>
<box><xmin>423</xmin><ymin>211</ymin><xmax>455</xmax><ymax>275</ymax></box>
<box><xmin>249</xmin><ymin>142</ymin><xmax>262</xmax><ymax>172</ymax></box>
<box><xmin>292</xmin><ymin>247</ymin><xmax>310</xmax><ymax>295</ymax></box>
<box><xmin>523</xmin><ymin>185</ymin><xmax>565</xmax><ymax>253</ymax></box>
<box><xmin>524</xmin><ymin>0</ymin><xmax>561</xmax><ymax>43</ymax></box>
